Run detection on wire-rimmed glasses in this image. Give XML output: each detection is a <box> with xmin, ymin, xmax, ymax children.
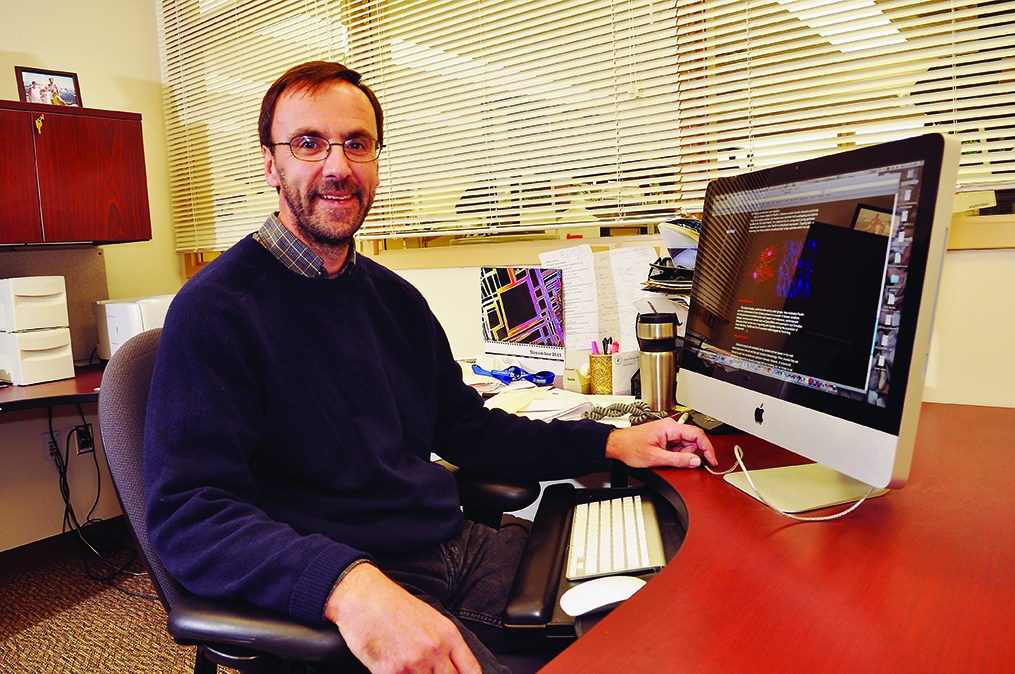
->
<box><xmin>270</xmin><ymin>134</ymin><xmax>382</xmax><ymax>163</ymax></box>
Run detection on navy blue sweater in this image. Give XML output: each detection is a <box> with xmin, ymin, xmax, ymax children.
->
<box><xmin>144</xmin><ymin>235</ymin><xmax>611</xmax><ymax>623</ymax></box>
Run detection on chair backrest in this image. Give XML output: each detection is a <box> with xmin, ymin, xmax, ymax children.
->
<box><xmin>98</xmin><ymin>327</ymin><xmax>189</xmax><ymax>610</ymax></box>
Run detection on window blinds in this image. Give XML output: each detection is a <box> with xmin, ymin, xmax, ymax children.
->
<box><xmin>158</xmin><ymin>0</ymin><xmax>1015</xmax><ymax>252</ymax></box>
<box><xmin>346</xmin><ymin>0</ymin><xmax>683</xmax><ymax>239</ymax></box>
<box><xmin>158</xmin><ymin>0</ymin><xmax>354</xmax><ymax>252</ymax></box>
<box><xmin>674</xmin><ymin>0</ymin><xmax>1015</xmax><ymax>212</ymax></box>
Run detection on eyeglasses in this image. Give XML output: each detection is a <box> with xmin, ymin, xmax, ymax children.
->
<box><xmin>270</xmin><ymin>134</ymin><xmax>382</xmax><ymax>163</ymax></box>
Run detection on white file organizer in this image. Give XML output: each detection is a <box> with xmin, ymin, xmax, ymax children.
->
<box><xmin>0</xmin><ymin>276</ymin><xmax>75</xmax><ymax>385</ymax></box>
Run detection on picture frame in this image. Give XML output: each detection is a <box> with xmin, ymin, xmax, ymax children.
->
<box><xmin>851</xmin><ymin>204</ymin><xmax>894</xmax><ymax>237</ymax></box>
<box><xmin>14</xmin><ymin>66</ymin><xmax>82</xmax><ymax>107</ymax></box>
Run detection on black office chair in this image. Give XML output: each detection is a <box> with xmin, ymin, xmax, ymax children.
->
<box><xmin>98</xmin><ymin>328</ymin><xmax>542</xmax><ymax>673</ymax></box>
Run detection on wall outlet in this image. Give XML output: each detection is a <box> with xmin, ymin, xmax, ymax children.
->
<box><xmin>42</xmin><ymin>430</ymin><xmax>60</xmax><ymax>461</ymax></box>
<box><xmin>74</xmin><ymin>424</ymin><xmax>95</xmax><ymax>455</ymax></box>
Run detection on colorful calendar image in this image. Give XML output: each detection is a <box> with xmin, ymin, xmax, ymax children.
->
<box><xmin>480</xmin><ymin>266</ymin><xmax>564</xmax><ymax>347</ymax></box>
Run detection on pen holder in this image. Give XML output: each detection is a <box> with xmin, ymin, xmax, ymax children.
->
<box><xmin>588</xmin><ymin>354</ymin><xmax>613</xmax><ymax>395</ymax></box>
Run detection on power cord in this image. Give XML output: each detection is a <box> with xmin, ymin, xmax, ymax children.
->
<box><xmin>704</xmin><ymin>444</ymin><xmax>876</xmax><ymax>522</ymax></box>
<box><xmin>46</xmin><ymin>405</ymin><xmax>155</xmax><ymax>598</ymax></box>
<box><xmin>582</xmin><ymin>401</ymin><xmax>667</xmax><ymax>425</ymax></box>
<box><xmin>48</xmin><ymin>405</ymin><xmax>103</xmax><ymax>555</ymax></box>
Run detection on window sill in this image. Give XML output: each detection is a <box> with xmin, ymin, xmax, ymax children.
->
<box><xmin>948</xmin><ymin>214</ymin><xmax>1015</xmax><ymax>250</ymax></box>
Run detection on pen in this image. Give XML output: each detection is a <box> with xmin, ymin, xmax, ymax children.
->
<box><xmin>609</xmin><ymin>341</ymin><xmax>620</xmax><ymax>354</ymax></box>
<box><xmin>591</xmin><ymin>340</ymin><xmax>601</xmax><ymax>355</ymax></box>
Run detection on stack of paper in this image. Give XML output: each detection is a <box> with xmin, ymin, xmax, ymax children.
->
<box><xmin>538</xmin><ymin>244</ymin><xmax>658</xmax><ymax>356</ymax></box>
<box><xmin>485</xmin><ymin>387</ymin><xmax>590</xmax><ymax>420</ymax></box>
<box><xmin>484</xmin><ymin>387</ymin><xmax>637</xmax><ymax>426</ymax></box>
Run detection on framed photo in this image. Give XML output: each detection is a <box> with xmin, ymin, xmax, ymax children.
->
<box><xmin>851</xmin><ymin>204</ymin><xmax>894</xmax><ymax>237</ymax></box>
<box><xmin>15</xmin><ymin>66</ymin><xmax>82</xmax><ymax>107</ymax></box>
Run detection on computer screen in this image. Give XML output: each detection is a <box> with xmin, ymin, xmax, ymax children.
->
<box><xmin>677</xmin><ymin>133</ymin><xmax>959</xmax><ymax>509</ymax></box>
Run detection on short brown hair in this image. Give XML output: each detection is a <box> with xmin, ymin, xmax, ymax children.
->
<box><xmin>258</xmin><ymin>61</ymin><xmax>384</xmax><ymax>148</ymax></box>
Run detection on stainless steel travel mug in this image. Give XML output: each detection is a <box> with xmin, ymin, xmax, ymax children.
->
<box><xmin>637</xmin><ymin>312</ymin><xmax>678</xmax><ymax>412</ymax></box>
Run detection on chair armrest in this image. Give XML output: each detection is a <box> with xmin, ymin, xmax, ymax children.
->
<box><xmin>438</xmin><ymin>460</ymin><xmax>541</xmax><ymax>527</ymax></box>
<box><xmin>168</xmin><ymin>596</ymin><xmax>350</xmax><ymax>665</ymax></box>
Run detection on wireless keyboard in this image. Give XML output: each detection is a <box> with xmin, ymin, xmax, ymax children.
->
<box><xmin>565</xmin><ymin>493</ymin><xmax>666</xmax><ymax>580</ymax></box>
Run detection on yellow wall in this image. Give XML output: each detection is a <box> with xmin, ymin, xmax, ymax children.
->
<box><xmin>924</xmin><ymin>248</ymin><xmax>1015</xmax><ymax>408</ymax></box>
<box><xmin>1</xmin><ymin>0</ymin><xmax>181</xmax><ymax>552</ymax></box>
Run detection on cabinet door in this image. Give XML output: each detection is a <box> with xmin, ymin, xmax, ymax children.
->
<box><xmin>0</xmin><ymin>109</ymin><xmax>44</xmax><ymax>243</ymax></box>
<box><xmin>32</xmin><ymin>111</ymin><xmax>152</xmax><ymax>243</ymax></box>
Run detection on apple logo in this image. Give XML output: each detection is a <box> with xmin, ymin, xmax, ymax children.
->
<box><xmin>754</xmin><ymin>404</ymin><xmax>765</xmax><ymax>425</ymax></box>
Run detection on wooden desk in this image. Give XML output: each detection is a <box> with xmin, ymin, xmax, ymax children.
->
<box><xmin>543</xmin><ymin>403</ymin><xmax>1015</xmax><ymax>673</ymax></box>
<box><xmin>0</xmin><ymin>366</ymin><xmax>102</xmax><ymax>412</ymax></box>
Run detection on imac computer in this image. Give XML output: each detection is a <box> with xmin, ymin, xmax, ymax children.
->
<box><xmin>677</xmin><ymin>133</ymin><xmax>960</xmax><ymax>512</ymax></box>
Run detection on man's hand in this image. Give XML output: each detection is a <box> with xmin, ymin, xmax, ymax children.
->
<box><xmin>324</xmin><ymin>562</ymin><xmax>481</xmax><ymax>674</ymax></box>
<box><xmin>605</xmin><ymin>417</ymin><xmax>716</xmax><ymax>469</ymax></box>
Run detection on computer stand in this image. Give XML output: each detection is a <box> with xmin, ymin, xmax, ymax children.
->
<box><xmin>723</xmin><ymin>462</ymin><xmax>889</xmax><ymax>514</ymax></box>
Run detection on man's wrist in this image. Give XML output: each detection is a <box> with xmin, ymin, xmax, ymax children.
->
<box><xmin>604</xmin><ymin>426</ymin><xmax>623</xmax><ymax>461</ymax></box>
<box><xmin>323</xmin><ymin>558</ymin><xmax>374</xmax><ymax>623</ymax></box>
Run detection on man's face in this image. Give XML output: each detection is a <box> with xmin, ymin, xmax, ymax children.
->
<box><xmin>263</xmin><ymin>81</ymin><xmax>379</xmax><ymax>252</ymax></box>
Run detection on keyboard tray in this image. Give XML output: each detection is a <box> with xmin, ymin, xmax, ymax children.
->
<box><xmin>503</xmin><ymin>476</ymin><xmax>687</xmax><ymax>638</ymax></box>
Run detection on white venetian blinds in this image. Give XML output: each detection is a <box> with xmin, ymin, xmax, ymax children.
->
<box><xmin>158</xmin><ymin>0</ymin><xmax>1015</xmax><ymax>252</ymax></box>
<box><xmin>346</xmin><ymin>0</ymin><xmax>683</xmax><ymax>239</ymax></box>
<box><xmin>673</xmin><ymin>0</ymin><xmax>1015</xmax><ymax>211</ymax></box>
<box><xmin>159</xmin><ymin>0</ymin><xmax>354</xmax><ymax>252</ymax></box>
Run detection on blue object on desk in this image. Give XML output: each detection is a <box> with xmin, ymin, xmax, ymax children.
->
<box><xmin>472</xmin><ymin>364</ymin><xmax>555</xmax><ymax>386</ymax></box>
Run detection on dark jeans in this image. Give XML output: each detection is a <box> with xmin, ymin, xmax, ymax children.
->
<box><xmin>310</xmin><ymin>518</ymin><xmax>535</xmax><ymax>674</ymax></box>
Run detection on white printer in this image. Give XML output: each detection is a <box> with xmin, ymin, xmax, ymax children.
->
<box><xmin>0</xmin><ymin>276</ymin><xmax>75</xmax><ymax>385</ymax></box>
<box><xmin>95</xmin><ymin>295</ymin><xmax>175</xmax><ymax>361</ymax></box>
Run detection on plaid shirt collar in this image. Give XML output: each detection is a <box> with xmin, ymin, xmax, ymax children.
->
<box><xmin>253</xmin><ymin>213</ymin><xmax>356</xmax><ymax>279</ymax></box>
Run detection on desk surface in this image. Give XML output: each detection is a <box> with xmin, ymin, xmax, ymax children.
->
<box><xmin>0</xmin><ymin>366</ymin><xmax>102</xmax><ymax>412</ymax></box>
<box><xmin>544</xmin><ymin>403</ymin><xmax>1015</xmax><ymax>673</ymax></box>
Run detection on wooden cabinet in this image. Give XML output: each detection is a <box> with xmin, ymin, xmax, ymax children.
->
<box><xmin>0</xmin><ymin>100</ymin><xmax>152</xmax><ymax>244</ymax></box>
<box><xmin>0</xmin><ymin>107</ymin><xmax>43</xmax><ymax>243</ymax></box>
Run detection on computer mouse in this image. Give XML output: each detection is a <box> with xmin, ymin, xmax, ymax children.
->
<box><xmin>559</xmin><ymin>575</ymin><xmax>647</xmax><ymax>617</ymax></box>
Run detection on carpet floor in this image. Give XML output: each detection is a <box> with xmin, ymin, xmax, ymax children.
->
<box><xmin>0</xmin><ymin>550</ymin><xmax>205</xmax><ymax>674</ymax></box>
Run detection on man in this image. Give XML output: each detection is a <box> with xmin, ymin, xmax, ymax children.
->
<box><xmin>145</xmin><ymin>61</ymin><xmax>715</xmax><ymax>674</ymax></box>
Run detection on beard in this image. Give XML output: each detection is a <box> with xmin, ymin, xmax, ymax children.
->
<box><xmin>278</xmin><ymin>175</ymin><xmax>375</xmax><ymax>253</ymax></box>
